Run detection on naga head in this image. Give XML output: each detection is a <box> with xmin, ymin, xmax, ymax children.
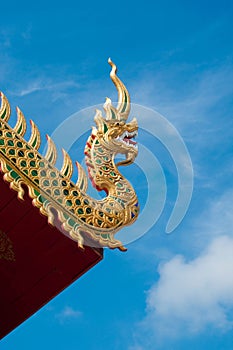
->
<box><xmin>93</xmin><ymin>59</ymin><xmax>138</xmax><ymax>166</ymax></box>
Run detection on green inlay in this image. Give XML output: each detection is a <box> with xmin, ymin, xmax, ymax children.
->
<box><xmin>31</xmin><ymin>170</ymin><xmax>38</xmax><ymax>176</ymax></box>
<box><xmin>95</xmin><ymin>159</ymin><xmax>101</xmax><ymax>164</ymax></box>
<box><xmin>101</xmin><ymin>234</ymin><xmax>108</xmax><ymax>239</ymax></box>
<box><xmin>28</xmin><ymin>152</ymin><xmax>34</xmax><ymax>158</ymax></box>
<box><xmin>95</xmin><ymin>140</ymin><xmax>99</xmax><ymax>144</ymax></box>
<box><xmin>23</xmin><ymin>169</ymin><xmax>28</xmax><ymax>175</ymax></box>
<box><xmin>1</xmin><ymin>109</ymin><xmax>6</xmax><ymax>119</ymax></box>
<box><xmin>75</xmin><ymin>199</ymin><xmax>81</xmax><ymax>205</ymax></box>
<box><xmin>50</xmin><ymin>171</ymin><xmax>56</xmax><ymax>178</ymax></box>
<box><xmin>39</xmin><ymin>161</ymin><xmax>45</xmax><ymax>167</ymax></box>
<box><xmin>111</xmin><ymin>109</ymin><xmax>116</xmax><ymax>119</ymax></box>
<box><xmin>17</xmin><ymin>141</ymin><xmax>23</xmax><ymax>148</ymax></box>
<box><xmin>66</xmin><ymin>200</ymin><xmax>72</xmax><ymax>206</ymax></box>
<box><xmin>17</xmin><ymin>124</ymin><xmax>23</xmax><ymax>134</ymax></box>
<box><xmin>7</xmin><ymin>140</ymin><xmax>14</xmax><ymax>146</ymax></box>
<box><xmin>84</xmin><ymin>199</ymin><xmax>89</xmax><ymax>205</ymax></box>
<box><xmin>31</xmin><ymin>137</ymin><xmax>37</xmax><ymax>148</ymax></box>
<box><xmin>110</xmin><ymin>171</ymin><xmax>116</xmax><ymax>176</ymax></box>
<box><xmin>40</xmin><ymin>170</ymin><xmax>46</xmax><ymax>177</ymax></box>
<box><xmin>18</xmin><ymin>150</ymin><xmax>24</xmax><ymax>157</ymax></box>
<box><xmin>117</xmin><ymin>182</ymin><xmax>123</xmax><ymax>187</ymax></box>
<box><xmin>103</xmin><ymin>124</ymin><xmax>108</xmax><ymax>133</ymax></box>
<box><xmin>62</xmin><ymin>180</ymin><xmax>67</xmax><ymax>186</ymax></box>
<box><xmin>39</xmin><ymin>196</ymin><xmax>46</xmax><ymax>204</ymax></box>
<box><xmin>6</xmin><ymin>132</ymin><xmax>12</xmax><ymax>138</ymax></box>
<box><xmin>34</xmin><ymin>189</ymin><xmax>40</xmax><ymax>196</ymax></box>
<box><xmin>43</xmin><ymin>180</ymin><xmax>50</xmax><ymax>186</ymax></box>
<box><xmin>86</xmin><ymin>207</ymin><xmax>92</xmax><ymax>214</ymax></box>
<box><xmin>10</xmin><ymin>170</ymin><xmax>19</xmax><ymax>179</ymax></box>
<box><xmin>97</xmin><ymin>219</ymin><xmax>102</xmax><ymax>226</ymax></box>
<box><xmin>52</xmin><ymin>180</ymin><xmax>58</xmax><ymax>186</ymax></box>
<box><xmin>30</xmin><ymin>160</ymin><xmax>36</xmax><ymax>167</ymax></box>
<box><xmin>63</xmin><ymin>189</ymin><xmax>69</xmax><ymax>195</ymax></box>
<box><xmin>63</xmin><ymin>213</ymin><xmax>69</xmax><ymax>220</ymax></box>
<box><xmin>54</xmin><ymin>189</ymin><xmax>60</xmax><ymax>196</ymax></box>
<box><xmin>64</xmin><ymin>168</ymin><xmax>69</xmax><ymax>177</ymax></box>
<box><xmin>68</xmin><ymin>218</ymin><xmax>75</xmax><ymax>227</ymax></box>
<box><xmin>73</xmin><ymin>191</ymin><xmax>78</xmax><ymax>196</ymax></box>
<box><xmin>121</xmin><ymin>91</ymin><xmax>128</xmax><ymax>113</ymax></box>
<box><xmin>78</xmin><ymin>208</ymin><xmax>84</xmax><ymax>214</ymax></box>
<box><xmin>9</xmin><ymin>149</ymin><xmax>15</xmax><ymax>155</ymax></box>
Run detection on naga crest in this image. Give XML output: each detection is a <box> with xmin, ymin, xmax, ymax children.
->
<box><xmin>94</xmin><ymin>59</ymin><xmax>138</xmax><ymax>167</ymax></box>
<box><xmin>0</xmin><ymin>60</ymin><xmax>139</xmax><ymax>251</ymax></box>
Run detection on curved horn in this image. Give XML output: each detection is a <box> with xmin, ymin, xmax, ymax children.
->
<box><xmin>108</xmin><ymin>58</ymin><xmax>130</xmax><ymax>121</ymax></box>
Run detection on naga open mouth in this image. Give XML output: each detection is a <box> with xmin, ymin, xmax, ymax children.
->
<box><xmin>116</xmin><ymin>130</ymin><xmax>138</xmax><ymax>148</ymax></box>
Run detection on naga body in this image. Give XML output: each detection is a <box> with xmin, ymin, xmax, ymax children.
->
<box><xmin>0</xmin><ymin>59</ymin><xmax>139</xmax><ymax>250</ymax></box>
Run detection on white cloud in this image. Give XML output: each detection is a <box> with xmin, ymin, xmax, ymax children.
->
<box><xmin>147</xmin><ymin>235</ymin><xmax>233</xmax><ymax>334</ymax></box>
<box><xmin>130</xmin><ymin>189</ymin><xmax>233</xmax><ymax>348</ymax></box>
<box><xmin>55</xmin><ymin>306</ymin><xmax>82</xmax><ymax>324</ymax></box>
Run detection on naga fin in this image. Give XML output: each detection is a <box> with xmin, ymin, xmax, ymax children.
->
<box><xmin>0</xmin><ymin>92</ymin><xmax>11</xmax><ymax>122</ymax></box>
<box><xmin>14</xmin><ymin>107</ymin><xmax>27</xmax><ymax>136</ymax></box>
<box><xmin>44</xmin><ymin>135</ymin><xmax>57</xmax><ymax>165</ymax></box>
<box><xmin>28</xmin><ymin>120</ymin><xmax>41</xmax><ymax>150</ymax></box>
<box><xmin>60</xmin><ymin>149</ymin><xmax>73</xmax><ymax>179</ymax></box>
<box><xmin>75</xmin><ymin>161</ymin><xmax>88</xmax><ymax>192</ymax></box>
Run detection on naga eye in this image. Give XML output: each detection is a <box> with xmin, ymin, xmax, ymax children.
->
<box><xmin>115</xmin><ymin>122</ymin><xmax>120</xmax><ymax>126</ymax></box>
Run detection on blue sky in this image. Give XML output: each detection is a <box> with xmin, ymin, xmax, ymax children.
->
<box><xmin>1</xmin><ymin>1</ymin><xmax>233</xmax><ymax>349</ymax></box>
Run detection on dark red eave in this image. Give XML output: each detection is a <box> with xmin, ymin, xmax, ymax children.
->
<box><xmin>0</xmin><ymin>169</ymin><xmax>103</xmax><ymax>339</ymax></box>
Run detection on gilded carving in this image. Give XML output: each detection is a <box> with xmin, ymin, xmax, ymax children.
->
<box><xmin>0</xmin><ymin>60</ymin><xmax>139</xmax><ymax>250</ymax></box>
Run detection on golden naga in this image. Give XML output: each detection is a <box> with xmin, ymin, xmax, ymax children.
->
<box><xmin>0</xmin><ymin>59</ymin><xmax>139</xmax><ymax>251</ymax></box>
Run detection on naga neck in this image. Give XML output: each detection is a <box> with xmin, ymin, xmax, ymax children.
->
<box><xmin>84</xmin><ymin>133</ymin><xmax>136</xmax><ymax>204</ymax></box>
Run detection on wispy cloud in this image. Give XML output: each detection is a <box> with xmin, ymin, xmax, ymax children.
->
<box><xmin>131</xmin><ymin>60</ymin><xmax>233</xmax><ymax>134</ymax></box>
<box><xmin>11</xmin><ymin>79</ymin><xmax>81</xmax><ymax>99</ymax></box>
<box><xmin>55</xmin><ymin>306</ymin><xmax>82</xmax><ymax>324</ymax></box>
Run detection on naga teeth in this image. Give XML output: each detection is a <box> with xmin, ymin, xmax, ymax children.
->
<box><xmin>120</xmin><ymin>130</ymin><xmax>137</xmax><ymax>139</ymax></box>
<box><xmin>116</xmin><ymin>130</ymin><xmax>138</xmax><ymax>149</ymax></box>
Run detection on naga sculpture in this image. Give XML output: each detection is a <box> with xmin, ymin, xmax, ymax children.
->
<box><xmin>0</xmin><ymin>59</ymin><xmax>139</xmax><ymax>251</ymax></box>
